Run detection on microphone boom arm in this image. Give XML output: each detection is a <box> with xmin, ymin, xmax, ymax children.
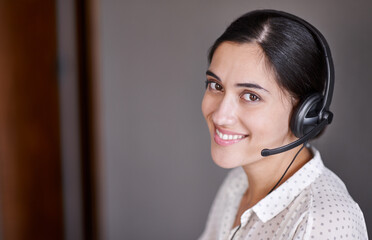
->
<box><xmin>261</xmin><ymin>118</ymin><xmax>329</xmax><ymax>157</ymax></box>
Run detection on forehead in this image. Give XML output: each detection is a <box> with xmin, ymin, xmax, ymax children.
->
<box><xmin>209</xmin><ymin>42</ymin><xmax>278</xmax><ymax>89</ymax></box>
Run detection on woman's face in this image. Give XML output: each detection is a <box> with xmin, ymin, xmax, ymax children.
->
<box><xmin>202</xmin><ymin>42</ymin><xmax>297</xmax><ymax>168</ymax></box>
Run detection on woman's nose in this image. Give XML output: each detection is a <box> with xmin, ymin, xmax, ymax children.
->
<box><xmin>212</xmin><ymin>95</ymin><xmax>237</xmax><ymax>126</ymax></box>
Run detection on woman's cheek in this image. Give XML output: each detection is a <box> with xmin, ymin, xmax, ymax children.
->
<box><xmin>202</xmin><ymin>94</ymin><xmax>221</xmax><ymax>119</ymax></box>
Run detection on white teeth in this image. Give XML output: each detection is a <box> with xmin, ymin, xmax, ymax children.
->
<box><xmin>216</xmin><ymin>129</ymin><xmax>245</xmax><ymax>140</ymax></box>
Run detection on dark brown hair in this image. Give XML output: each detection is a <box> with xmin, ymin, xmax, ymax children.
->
<box><xmin>208</xmin><ymin>10</ymin><xmax>326</xmax><ymax>102</ymax></box>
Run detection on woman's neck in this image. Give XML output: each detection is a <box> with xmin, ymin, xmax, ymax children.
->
<box><xmin>241</xmin><ymin>145</ymin><xmax>313</xmax><ymax>207</ymax></box>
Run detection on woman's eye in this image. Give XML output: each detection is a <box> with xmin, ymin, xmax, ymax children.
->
<box><xmin>211</xmin><ymin>82</ymin><xmax>223</xmax><ymax>91</ymax></box>
<box><xmin>242</xmin><ymin>92</ymin><xmax>260</xmax><ymax>102</ymax></box>
<box><xmin>206</xmin><ymin>81</ymin><xmax>223</xmax><ymax>91</ymax></box>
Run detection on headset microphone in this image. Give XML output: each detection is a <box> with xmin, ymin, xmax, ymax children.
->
<box><xmin>261</xmin><ymin>112</ymin><xmax>333</xmax><ymax>157</ymax></box>
<box><xmin>257</xmin><ymin>10</ymin><xmax>335</xmax><ymax>158</ymax></box>
<box><xmin>231</xmin><ymin>11</ymin><xmax>335</xmax><ymax>239</ymax></box>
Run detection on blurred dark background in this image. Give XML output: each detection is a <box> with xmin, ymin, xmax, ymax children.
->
<box><xmin>0</xmin><ymin>1</ymin><xmax>371</xmax><ymax>240</ymax></box>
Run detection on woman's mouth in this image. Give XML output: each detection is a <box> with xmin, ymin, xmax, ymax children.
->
<box><xmin>214</xmin><ymin>128</ymin><xmax>247</xmax><ymax>146</ymax></box>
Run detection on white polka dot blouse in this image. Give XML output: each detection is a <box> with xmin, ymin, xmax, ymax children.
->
<box><xmin>199</xmin><ymin>148</ymin><xmax>368</xmax><ymax>240</ymax></box>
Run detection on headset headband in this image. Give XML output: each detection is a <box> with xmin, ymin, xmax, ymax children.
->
<box><xmin>257</xmin><ymin>9</ymin><xmax>334</xmax><ymax>118</ymax></box>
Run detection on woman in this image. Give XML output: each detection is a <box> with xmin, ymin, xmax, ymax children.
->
<box><xmin>199</xmin><ymin>10</ymin><xmax>368</xmax><ymax>239</ymax></box>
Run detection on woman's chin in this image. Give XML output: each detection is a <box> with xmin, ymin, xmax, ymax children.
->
<box><xmin>212</xmin><ymin>158</ymin><xmax>238</xmax><ymax>169</ymax></box>
<box><xmin>211</xmin><ymin>151</ymin><xmax>242</xmax><ymax>169</ymax></box>
<box><xmin>210</xmin><ymin>144</ymin><xmax>262</xmax><ymax>169</ymax></box>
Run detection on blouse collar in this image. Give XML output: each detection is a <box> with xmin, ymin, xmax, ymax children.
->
<box><xmin>250</xmin><ymin>147</ymin><xmax>325</xmax><ymax>223</ymax></box>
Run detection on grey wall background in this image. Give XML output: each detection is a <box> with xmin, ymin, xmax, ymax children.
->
<box><xmin>96</xmin><ymin>0</ymin><xmax>372</xmax><ymax>239</ymax></box>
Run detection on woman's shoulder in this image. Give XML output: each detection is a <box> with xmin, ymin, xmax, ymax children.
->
<box><xmin>310</xmin><ymin>166</ymin><xmax>361</xmax><ymax>211</ymax></box>
<box><xmin>302</xmin><ymin>166</ymin><xmax>368</xmax><ymax>239</ymax></box>
<box><xmin>306</xmin><ymin>147</ymin><xmax>360</xmax><ymax>207</ymax></box>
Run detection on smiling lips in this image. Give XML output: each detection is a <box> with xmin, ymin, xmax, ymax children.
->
<box><xmin>214</xmin><ymin>128</ymin><xmax>247</xmax><ymax>146</ymax></box>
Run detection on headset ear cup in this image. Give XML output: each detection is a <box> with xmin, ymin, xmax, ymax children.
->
<box><xmin>291</xmin><ymin>93</ymin><xmax>323</xmax><ymax>138</ymax></box>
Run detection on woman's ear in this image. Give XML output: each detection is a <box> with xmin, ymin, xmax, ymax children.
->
<box><xmin>290</xmin><ymin>95</ymin><xmax>299</xmax><ymax>107</ymax></box>
<box><xmin>288</xmin><ymin>96</ymin><xmax>299</xmax><ymax>136</ymax></box>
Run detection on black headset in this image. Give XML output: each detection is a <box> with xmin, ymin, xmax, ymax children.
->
<box><xmin>231</xmin><ymin>11</ymin><xmax>335</xmax><ymax>238</ymax></box>
<box><xmin>260</xmin><ymin>10</ymin><xmax>334</xmax><ymax>157</ymax></box>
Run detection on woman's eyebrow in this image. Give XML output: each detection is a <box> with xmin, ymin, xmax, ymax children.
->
<box><xmin>235</xmin><ymin>83</ymin><xmax>269</xmax><ymax>93</ymax></box>
<box><xmin>206</xmin><ymin>70</ymin><xmax>221</xmax><ymax>81</ymax></box>
<box><xmin>206</xmin><ymin>69</ymin><xmax>269</xmax><ymax>93</ymax></box>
